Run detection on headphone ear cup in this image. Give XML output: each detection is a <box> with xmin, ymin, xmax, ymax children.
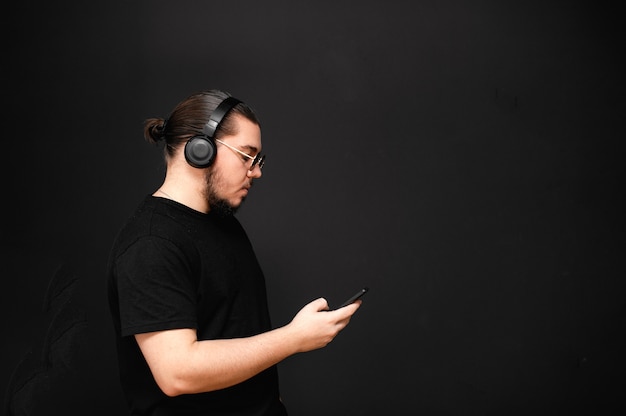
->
<box><xmin>184</xmin><ymin>136</ymin><xmax>216</xmax><ymax>168</ymax></box>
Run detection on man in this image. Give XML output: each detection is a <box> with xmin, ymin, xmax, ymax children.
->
<box><xmin>107</xmin><ymin>90</ymin><xmax>361</xmax><ymax>415</ymax></box>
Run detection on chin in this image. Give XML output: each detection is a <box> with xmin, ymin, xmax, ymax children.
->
<box><xmin>207</xmin><ymin>196</ymin><xmax>239</xmax><ymax>217</ymax></box>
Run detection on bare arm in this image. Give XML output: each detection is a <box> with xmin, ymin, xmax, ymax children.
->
<box><xmin>135</xmin><ymin>297</ymin><xmax>361</xmax><ymax>396</ymax></box>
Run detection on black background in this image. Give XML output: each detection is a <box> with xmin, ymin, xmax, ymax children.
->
<box><xmin>2</xmin><ymin>1</ymin><xmax>624</xmax><ymax>415</ymax></box>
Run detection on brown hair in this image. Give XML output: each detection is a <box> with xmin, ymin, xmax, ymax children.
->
<box><xmin>143</xmin><ymin>90</ymin><xmax>260</xmax><ymax>159</ymax></box>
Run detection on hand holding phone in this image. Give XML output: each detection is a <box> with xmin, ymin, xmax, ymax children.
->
<box><xmin>334</xmin><ymin>287</ymin><xmax>369</xmax><ymax>310</ymax></box>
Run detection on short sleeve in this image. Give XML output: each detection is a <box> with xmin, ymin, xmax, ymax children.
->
<box><xmin>114</xmin><ymin>236</ymin><xmax>198</xmax><ymax>337</ymax></box>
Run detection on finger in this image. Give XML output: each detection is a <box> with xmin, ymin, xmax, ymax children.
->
<box><xmin>310</xmin><ymin>297</ymin><xmax>329</xmax><ymax>311</ymax></box>
<box><xmin>335</xmin><ymin>316</ymin><xmax>353</xmax><ymax>328</ymax></box>
<box><xmin>336</xmin><ymin>300</ymin><xmax>362</xmax><ymax>315</ymax></box>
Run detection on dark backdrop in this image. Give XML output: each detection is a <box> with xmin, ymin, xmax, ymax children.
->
<box><xmin>2</xmin><ymin>1</ymin><xmax>624</xmax><ymax>415</ymax></box>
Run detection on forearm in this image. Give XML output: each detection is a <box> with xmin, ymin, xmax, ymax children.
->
<box><xmin>183</xmin><ymin>326</ymin><xmax>299</xmax><ymax>393</ymax></box>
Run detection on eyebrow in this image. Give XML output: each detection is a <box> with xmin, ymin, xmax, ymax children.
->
<box><xmin>239</xmin><ymin>144</ymin><xmax>259</xmax><ymax>154</ymax></box>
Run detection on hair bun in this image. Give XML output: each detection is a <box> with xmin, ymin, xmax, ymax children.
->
<box><xmin>153</xmin><ymin>119</ymin><xmax>168</xmax><ymax>141</ymax></box>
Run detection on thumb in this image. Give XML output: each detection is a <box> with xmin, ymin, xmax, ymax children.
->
<box><xmin>308</xmin><ymin>297</ymin><xmax>329</xmax><ymax>312</ymax></box>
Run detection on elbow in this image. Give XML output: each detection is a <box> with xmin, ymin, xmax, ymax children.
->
<box><xmin>154</xmin><ymin>368</ymin><xmax>221</xmax><ymax>397</ymax></box>
<box><xmin>156</xmin><ymin>378</ymin><xmax>184</xmax><ymax>397</ymax></box>
<box><xmin>159</xmin><ymin>383</ymin><xmax>185</xmax><ymax>397</ymax></box>
<box><xmin>159</xmin><ymin>382</ymin><xmax>184</xmax><ymax>398</ymax></box>
<box><xmin>153</xmin><ymin>370</ymin><xmax>193</xmax><ymax>397</ymax></box>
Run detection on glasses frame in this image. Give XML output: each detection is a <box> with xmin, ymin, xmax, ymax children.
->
<box><xmin>215</xmin><ymin>139</ymin><xmax>265</xmax><ymax>171</ymax></box>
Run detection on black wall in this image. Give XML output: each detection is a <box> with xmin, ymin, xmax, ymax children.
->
<box><xmin>2</xmin><ymin>1</ymin><xmax>624</xmax><ymax>415</ymax></box>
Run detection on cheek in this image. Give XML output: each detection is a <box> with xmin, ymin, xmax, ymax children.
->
<box><xmin>221</xmin><ymin>162</ymin><xmax>250</xmax><ymax>184</ymax></box>
<box><xmin>214</xmin><ymin>155</ymin><xmax>244</xmax><ymax>176</ymax></box>
<box><xmin>209</xmin><ymin>167</ymin><xmax>245</xmax><ymax>193</ymax></box>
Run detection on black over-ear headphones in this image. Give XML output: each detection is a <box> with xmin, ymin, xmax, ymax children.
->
<box><xmin>184</xmin><ymin>96</ymin><xmax>243</xmax><ymax>168</ymax></box>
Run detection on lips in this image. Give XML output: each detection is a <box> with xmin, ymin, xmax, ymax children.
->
<box><xmin>240</xmin><ymin>181</ymin><xmax>252</xmax><ymax>196</ymax></box>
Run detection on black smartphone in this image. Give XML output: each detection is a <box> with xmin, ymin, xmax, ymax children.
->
<box><xmin>335</xmin><ymin>287</ymin><xmax>369</xmax><ymax>310</ymax></box>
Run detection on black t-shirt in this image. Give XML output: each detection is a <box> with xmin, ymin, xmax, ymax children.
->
<box><xmin>107</xmin><ymin>196</ymin><xmax>287</xmax><ymax>416</ymax></box>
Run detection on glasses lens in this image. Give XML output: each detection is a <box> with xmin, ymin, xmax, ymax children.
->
<box><xmin>251</xmin><ymin>154</ymin><xmax>265</xmax><ymax>171</ymax></box>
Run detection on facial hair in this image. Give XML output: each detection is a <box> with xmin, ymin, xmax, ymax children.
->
<box><xmin>203</xmin><ymin>168</ymin><xmax>245</xmax><ymax>217</ymax></box>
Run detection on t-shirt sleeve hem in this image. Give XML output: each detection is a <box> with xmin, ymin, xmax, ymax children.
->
<box><xmin>121</xmin><ymin>320</ymin><xmax>198</xmax><ymax>337</ymax></box>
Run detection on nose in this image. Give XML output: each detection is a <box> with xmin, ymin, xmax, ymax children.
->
<box><xmin>247</xmin><ymin>165</ymin><xmax>262</xmax><ymax>179</ymax></box>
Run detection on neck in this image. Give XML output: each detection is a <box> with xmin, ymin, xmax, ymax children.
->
<box><xmin>155</xmin><ymin>189</ymin><xmax>173</xmax><ymax>199</ymax></box>
<box><xmin>154</xmin><ymin>164</ymin><xmax>210</xmax><ymax>214</ymax></box>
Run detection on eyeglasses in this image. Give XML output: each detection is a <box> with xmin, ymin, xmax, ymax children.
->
<box><xmin>215</xmin><ymin>139</ymin><xmax>265</xmax><ymax>171</ymax></box>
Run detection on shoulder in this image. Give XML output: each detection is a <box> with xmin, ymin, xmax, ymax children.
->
<box><xmin>111</xmin><ymin>197</ymin><xmax>201</xmax><ymax>260</ymax></box>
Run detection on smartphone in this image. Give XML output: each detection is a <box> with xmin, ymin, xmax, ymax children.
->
<box><xmin>335</xmin><ymin>287</ymin><xmax>369</xmax><ymax>310</ymax></box>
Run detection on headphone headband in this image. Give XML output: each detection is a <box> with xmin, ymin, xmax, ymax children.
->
<box><xmin>203</xmin><ymin>96</ymin><xmax>242</xmax><ymax>138</ymax></box>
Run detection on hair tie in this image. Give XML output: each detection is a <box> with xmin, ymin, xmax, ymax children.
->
<box><xmin>157</xmin><ymin>119</ymin><xmax>168</xmax><ymax>142</ymax></box>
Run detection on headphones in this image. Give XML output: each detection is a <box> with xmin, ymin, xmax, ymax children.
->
<box><xmin>184</xmin><ymin>96</ymin><xmax>243</xmax><ymax>168</ymax></box>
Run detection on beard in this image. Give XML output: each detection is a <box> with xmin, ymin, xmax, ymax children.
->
<box><xmin>203</xmin><ymin>168</ymin><xmax>245</xmax><ymax>217</ymax></box>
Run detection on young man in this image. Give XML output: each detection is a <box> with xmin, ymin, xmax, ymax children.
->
<box><xmin>107</xmin><ymin>90</ymin><xmax>361</xmax><ymax>415</ymax></box>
